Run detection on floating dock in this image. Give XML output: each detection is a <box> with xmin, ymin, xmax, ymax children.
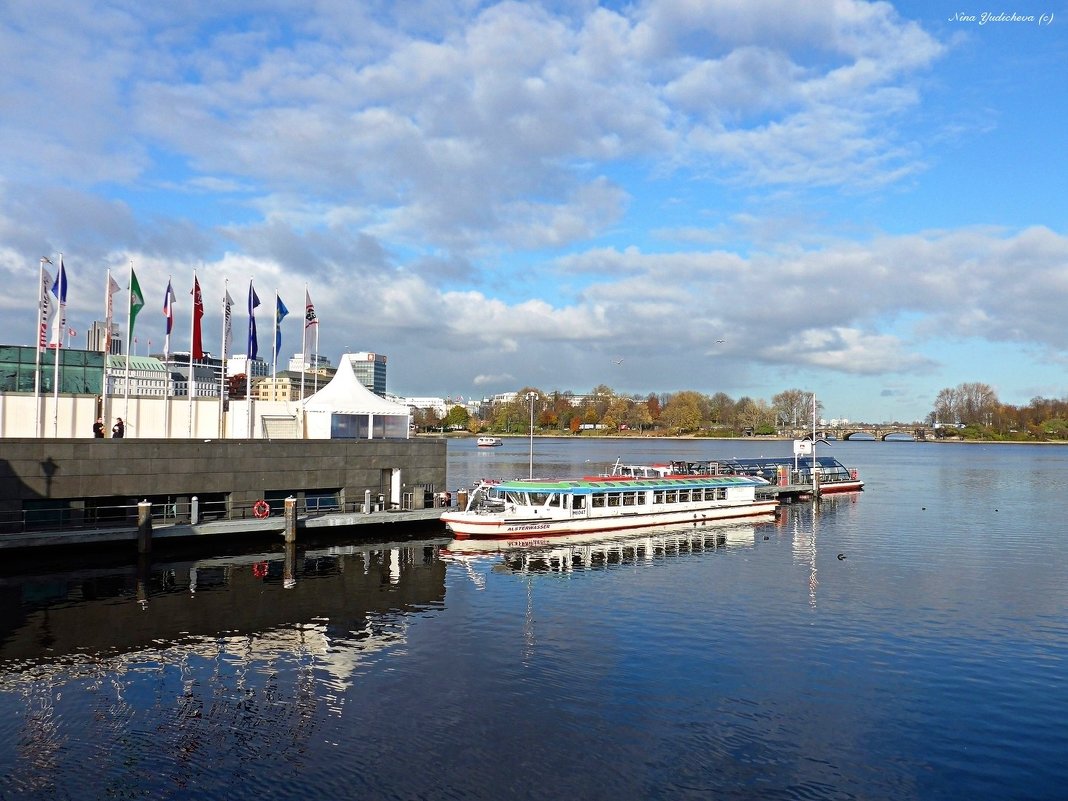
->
<box><xmin>0</xmin><ymin>507</ymin><xmax>446</xmax><ymax>552</ymax></box>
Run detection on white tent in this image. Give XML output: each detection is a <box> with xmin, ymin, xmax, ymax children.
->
<box><xmin>302</xmin><ymin>354</ymin><xmax>411</xmax><ymax>439</ymax></box>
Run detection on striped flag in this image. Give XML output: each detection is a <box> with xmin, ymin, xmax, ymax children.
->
<box><xmin>49</xmin><ymin>258</ymin><xmax>68</xmax><ymax>349</ymax></box>
<box><xmin>163</xmin><ymin>279</ymin><xmax>176</xmax><ymax>357</ymax></box>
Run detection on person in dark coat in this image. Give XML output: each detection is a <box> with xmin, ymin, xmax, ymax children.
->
<box><xmin>93</xmin><ymin>418</ymin><xmax>105</xmax><ymax>438</ymax></box>
<box><xmin>112</xmin><ymin>418</ymin><xmax>125</xmax><ymax>438</ymax></box>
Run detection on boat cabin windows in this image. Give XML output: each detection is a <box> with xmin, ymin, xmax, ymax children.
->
<box><xmin>588</xmin><ymin>490</ymin><xmax>644</xmax><ymax>508</ymax></box>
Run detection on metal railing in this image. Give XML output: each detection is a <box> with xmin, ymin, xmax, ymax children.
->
<box><xmin>0</xmin><ymin>493</ymin><xmax>446</xmax><ymax>535</ymax></box>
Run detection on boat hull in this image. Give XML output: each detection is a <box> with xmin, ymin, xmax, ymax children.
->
<box><xmin>441</xmin><ymin>499</ymin><xmax>779</xmax><ymax>540</ymax></box>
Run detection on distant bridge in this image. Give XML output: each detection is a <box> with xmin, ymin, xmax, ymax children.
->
<box><xmin>785</xmin><ymin>424</ymin><xmax>928</xmax><ymax>441</ymax></box>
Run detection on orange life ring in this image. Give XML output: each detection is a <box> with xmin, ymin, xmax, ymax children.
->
<box><xmin>252</xmin><ymin>562</ymin><xmax>268</xmax><ymax>578</ymax></box>
<box><xmin>253</xmin><ymin>499</ymin><xmax>270</xmax><ymax>519</ymax></box>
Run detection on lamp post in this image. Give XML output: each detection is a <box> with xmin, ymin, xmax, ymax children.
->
<box><xmin>528</xmin><ymin>391</ymin><xmax>537</xmax><ymax>479</ymax></box>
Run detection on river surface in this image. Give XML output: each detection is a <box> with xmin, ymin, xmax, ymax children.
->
<box><xmin>1</xmin><ymin>437</ymin><xmax>1067</xmax><ymax>800</ymax></box>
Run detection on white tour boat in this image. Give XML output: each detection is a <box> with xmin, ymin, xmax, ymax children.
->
<box><xmin>476</xmin><ymin>436</ymin><xmax>504</xmax><ymax>447</ymax></box>
<box><xmin>441</xmin><ymin>472</ymin><xmax>778</xmax><ymax>540</ymax></box>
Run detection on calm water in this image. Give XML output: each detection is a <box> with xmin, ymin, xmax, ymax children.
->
<box><xmin>2</xmin><ymin>438</ymin><xmax>1067</xmax><ymax>800</ymax></box>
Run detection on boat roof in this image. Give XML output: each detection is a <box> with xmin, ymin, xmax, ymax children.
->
<box><xmin>483</xmin><ymin>475</ymin><xmax>762</xmax><ymax>493</ymax></box>
<box><xmin>721</xmin><ymin>456</ymin><xmax>848</xmax><ymax>468</ymax></box>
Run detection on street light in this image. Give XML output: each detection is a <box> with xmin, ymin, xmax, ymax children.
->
<box><xmin>528</xmin><ymin>391</ymin><xmax>537</xmax><ymax>479</ymax></box>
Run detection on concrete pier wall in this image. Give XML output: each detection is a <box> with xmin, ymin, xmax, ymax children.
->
<box><xmin>0</xmin><ymin>437</ymin><xmax>446</xmax><ymax>523</ymax></box>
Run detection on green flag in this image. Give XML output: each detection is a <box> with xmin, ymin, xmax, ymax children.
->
<box><xmin>129</xmin><ymin>269</ymin><xmax>145</xmax><ymax>338</ymax></box>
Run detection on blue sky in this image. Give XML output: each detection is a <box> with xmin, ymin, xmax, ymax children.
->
<box><xmin>2</xmin><ymin>0</ymin><xmax>1066</xmax><ymax>422</ymax></box>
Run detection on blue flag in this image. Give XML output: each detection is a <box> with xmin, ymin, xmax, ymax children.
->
<box><xmin>275</xmin><ymin>295</ymin><xmax>289</xmax><ymax>359</ymax></box>
<box><xmin>248</xmin><ymin>281</ymin><xmax>261</xmax><ymax>360</ymax></box>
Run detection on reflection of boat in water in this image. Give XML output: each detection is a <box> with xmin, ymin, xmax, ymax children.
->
<box><xmin>476</xmin><ymin>436</ymin><xmax>504</xmax><ymax>447</ymax></box>
<box><xmin>441</xmin><ymin>519</ymin><xmax>772</xmax><ymax>571</ymax></box>
<box><xmin>441</xmin><ymin>470</ymin><xmax>777</xmax><ymax>540</ymax></box>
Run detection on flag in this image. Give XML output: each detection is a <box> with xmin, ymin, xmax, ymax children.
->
<box><xmin>223</xmin><ymin>289</ymin><xmax>235</xmax><ymax>358</ymax></box>
<box><xmin>162</xmin><ymin>280</ymin><xmax>176</xmax><ymax>356</ymax></box>
<box><xmin>39</xmin><ymin>263</ymin><xmax>55</xmax><ymax>348</ymax></box>
<box><xmin>191</xmin><ymin>276</ymin><xmax>204</xmax><ymax>360</ymax></box>
<box><xmin>103</xmin><ymin>271</ymin><xmax>121</xmax><ymax>353</ymax></box>
<box><xmin>67</xmin><ymin>326</ymin><xmax>77</xmax><ymax>338</ymax></box>
<box><xmin>49</xmin><ymin>258</ymin><xmax>68</xmax><ymax>348</ymax></box>
<box><xmin>247</xmin><ymin>281</ymin><xmax>260</xmax><ymax>360</ymax></box>
<box><xmin>129</xmin><ymin>269</ymin><xmax>145</xmax><ymax>340</ymax></box>
<box><xmin>274</xmin><ymin>295</ymin><xmax>289</xmax><ymax>358</ymax></box>
<box><xmin>305</xmin><ymin>289</ymin><xmax>318</xmax><ymax>329</ymax></box>
<box><xmin>106</xmin><ymin>274</ymin><xmax>121</xmax><ymax>317</ymax></box>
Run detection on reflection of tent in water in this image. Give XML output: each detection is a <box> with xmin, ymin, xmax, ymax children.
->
<box><xmin>302</xmin><ymin>354</ymin><xmax>411</xmax><ymax>439</ymax></box>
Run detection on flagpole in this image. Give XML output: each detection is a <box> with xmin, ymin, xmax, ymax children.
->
<box><xmin>272</xmin><ymin>290</ymin><xmax>279</xmax><ymax>382</ymax></box>
<box><xmin>314</xmin><ymin>322</ymin><xmax>320</xmax><ymax>394</ymax></box>
<box><xmin>102</xmin><ymin>268</ymin><xmax>113</xmax><ymax>432</ymax></box>
<box><xmin>300</xmin><ymin>284</ymin><xmax>308</xmax><ymax>401</ymax></box>
<box><xmin>219</xmin><ymin>279</ymin><xmax>229</xmax><ymax>438</ymax></box>
<box><xmin>34</xmin><ymin>257</ymin><xmax>51</xmax><ymax>438</ymax></box>
<box><xmin>124</xmin><ymin>262</ymin><xmax>134</xmax><ymax>427</ymax></box>
<box><xmin>163</xmin><ymin>277</ymin><xmax>173</xmax><ymax>439</ymax></box>
<box><xmin>188</xmin><ymin>270</ymin><xmax>196</xmax><ymax>439</ymax></box>
<box><xmin>247</xmin><ymin>278</ymin><xmax>255</xmax><ymax>439</ymax></box>
<box><xmin>51</xmin><ymin>254</ymin><xmax>65</xmax><ymax>439</ymax></box>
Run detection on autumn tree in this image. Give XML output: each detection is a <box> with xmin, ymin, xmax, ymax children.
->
<box><xmin>660</xmin><ymin>391</ymin><xmax>704</xmax><ymax>433</ymax></box>
<box><xmin>442</xmin><ymin>405</ymin><xmax>470</xmax><ymax>429</ymax></box>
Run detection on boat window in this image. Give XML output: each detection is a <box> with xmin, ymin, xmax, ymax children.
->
<box><xmin>592</xmin><ymin>494</ymin><xmax>605</xmax><ymax>508</ymax></box>
<box><xmin>507</xmin><ymin>491</ymin><xmax>527</xmax><ymax>505</ymax></box>
<box><xmin>529</xmin><ymin>492</ymin><xmax>551</xmax><ymax>506</ymax></box>
<box><xmin>547</xmin><ymin>493</ymin><xmax>561</xmax><ymax>507</ymax></box>
<box><xmin>665</xmin><ymin>490</ymin><xmax>677</xmax><ymax>503</ymax></box>
<box><xmin>654</xmin><ymin>490</ymin><xmax>664</xmax><ymax>504</ymax></box>
<box><xmin>573</xmin><ymin>495</ymin><xmax>585</xmax><ymax>510</ymax></box>
<box><xmin>607</xmin><ymin>493</ymin><xmax>621</xmax><ymax>507</ymax></box>
<box><xmin>622</xmin><ymin>492</ymin><xmax>636</xmax><ymax>506</ymax></box>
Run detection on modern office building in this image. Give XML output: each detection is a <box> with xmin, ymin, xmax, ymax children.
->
<box><xmin>87</xmin><ymin>321</ymin><xmax>122</xmax><ymax>354</ymax></box>
<box><xmin>346</xmin><ymin>352</ymin><xmax>387</xmax><ymax>396</ymax></box>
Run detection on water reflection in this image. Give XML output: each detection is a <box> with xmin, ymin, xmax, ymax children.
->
<box><xmin>0</xmin><ymin>537</ymin><xmax>448</xmax><ymax>675</ymax></box>
<box><xmin>440</xmin><ymin>515</ymin><xmax>776</xmax><ymax>575</ymax></box>
<box><xmin>0</xmin><ymin>536</ymin><xmax>453</xmax><ymax>797</ymax></box>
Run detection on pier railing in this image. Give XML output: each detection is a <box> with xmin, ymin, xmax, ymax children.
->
<box><xmin>0</xmin><ymin>494</ymin><xmax>453</xmax><ymax>536</ymax></box>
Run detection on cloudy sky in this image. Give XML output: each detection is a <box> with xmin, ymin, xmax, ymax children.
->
<box><xmin>2</xmin><ymin>0</ymin><xmax>1065</xmax><ymax>422</ymax></box>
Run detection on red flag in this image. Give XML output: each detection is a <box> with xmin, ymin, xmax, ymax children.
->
<box><xmin>191</xmin><ymin>277</ymin><xmax>204</xmax><ymax>360</ymax></box>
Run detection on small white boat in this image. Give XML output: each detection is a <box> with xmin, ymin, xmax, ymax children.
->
<box><xmin>441</xmin><ymin>470</ymin><xmax>777</xmax><ymax>540</ymax></box>
<box><xmin>476</xmin><ymin>436</ymin><xmax>504</xmax><ymax>447</ymax></box>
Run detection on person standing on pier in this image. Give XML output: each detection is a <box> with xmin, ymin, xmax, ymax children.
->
<box><xmin>93</xmin><ymin>418</ymin><xmax>105</xmax><ymax>438</ymax></box>
<box><xmin>112</xmin><ymin>417</ymin><xmax>125</xmax><ymax>438</ymax></box>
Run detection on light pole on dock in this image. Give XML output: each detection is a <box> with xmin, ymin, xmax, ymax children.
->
<box><xmin>528</xmin><ymin>391</ymin><xmax>537</xmax><ymax>479</ymax></box>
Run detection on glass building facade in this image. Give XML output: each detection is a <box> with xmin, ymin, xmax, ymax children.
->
<box><xmin>0</xmin><ymin>345</ymin><xmax>105</xmax><ymax>395</ymax></box>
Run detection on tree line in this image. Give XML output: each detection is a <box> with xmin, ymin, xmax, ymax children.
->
<box><xmin>411</xmin><ymin>386</ymin><xmax>826</xmax><ymax>437</ymax></box>
<box><xmin>929</xmin><ymin>381</ymin><xmax>1068</xmax><ymax>440</ymax></box>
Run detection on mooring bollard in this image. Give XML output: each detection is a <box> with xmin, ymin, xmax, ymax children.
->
<box><xmin>284</xmin><ymin>495</ymin><xmax>297</xmax><ymax>543</ymax></box>
<box><xmin>191</xmin><ymin>495</ymin><xmax>199</xmax><ymax>525</ymax></box>
<box><xmin>364</xmin><ymin>489</ymin><xmax>372</xmax><ymax>514</ymax></box>
<box><xmin>137</xmin><ymin>499</ymin><xmax>152</xmax><ymax>554</ymax></box>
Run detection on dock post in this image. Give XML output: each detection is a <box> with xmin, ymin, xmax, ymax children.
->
<box><xmin>137</xmin><ymin>500</ymin><xmax>152</xmax><ymax>554</ymax></box>
<box><xmin>284</xmin><ymin>540</ymin><xmax>297</xmax><ymax>589</ymax></box>
<box><xmin>364</xmin><ymin>489</ymin><xmax>372</xmax><ymax>514</ymax></box>
<box><xmin>191</xmin><ymin>495</ymin><xmax>199</xmax><ymax>525</ymax></box>
<box><xmin>284</xmin><ymin>495</ymin><xmax>297</xmax><ymax>543</ymax></box>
